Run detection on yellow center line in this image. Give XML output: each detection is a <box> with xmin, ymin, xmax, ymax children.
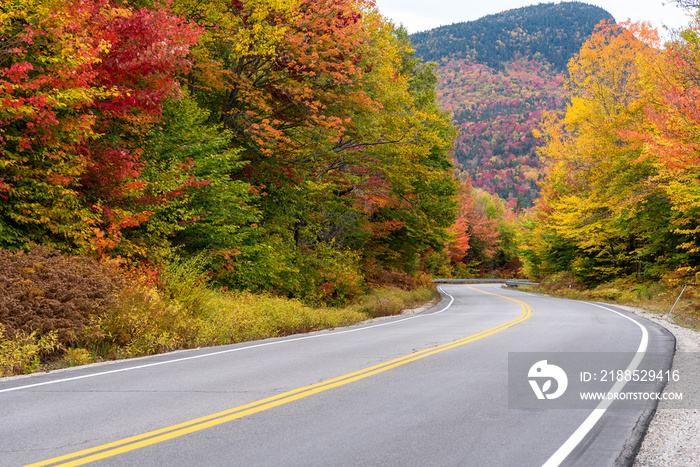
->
<box><xmin>26</xmin><ymin>286</ymin><xmax>532</xmax><ymax>467</ymax></box>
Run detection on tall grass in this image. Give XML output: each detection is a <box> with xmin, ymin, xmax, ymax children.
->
<box><xmin>349</xmin><ymin>287</ymin><xmax>437</xmax><ymax>318</ymax></box>
<box><xmin>39</xmin><ymin>259</ymin><xmax>439</xmax><ymax>369</ymax></box>
<box><xmin>529</xmin><ymin>273</ymin><xmax>700</xmax><ymax>328</ymax></box>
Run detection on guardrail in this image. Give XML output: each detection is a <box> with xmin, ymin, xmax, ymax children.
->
<box><xmin>504</xmin><ymin>280</ymin><xmax>539</xmax><ymax>288</ymax></box>
<box><xmin>432</xmin><ymin>278</ymin><xmax>538</xmax><ymax>288</ymax></box>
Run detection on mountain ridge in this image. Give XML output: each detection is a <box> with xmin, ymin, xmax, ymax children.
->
<box><xmin>410</xmin><ymin>2</ymin><xmax>614</xmax><ymax>70</ymax></box>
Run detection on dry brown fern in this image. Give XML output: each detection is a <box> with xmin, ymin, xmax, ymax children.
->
<box><xmin>0</xmin><ymin>246</ymin><xmax>123</xmax><ymax>344</ymax></box>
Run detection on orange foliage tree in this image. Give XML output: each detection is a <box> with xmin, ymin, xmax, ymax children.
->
<box><xmin>639</xmin><ymin>16</ymin><xmax>700</xmax><ymax>264</ymax></box>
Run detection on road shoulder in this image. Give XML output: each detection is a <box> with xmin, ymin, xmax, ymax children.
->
<box><xmin>616</xmin><ymin>306</ymin><xmax>700</xmax><ymax>467</ymax></box>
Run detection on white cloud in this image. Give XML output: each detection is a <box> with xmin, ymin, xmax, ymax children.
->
<box><xmin>381</xmin><ymin>8</ymin><xmax>444</xmax><ymax>33</ymax></box>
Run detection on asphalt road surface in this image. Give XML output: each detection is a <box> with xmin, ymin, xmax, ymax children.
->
<box><xmin>0</xmin><ymin>284</ymin><xmax>675</xmax><ymax>466</ymax></box>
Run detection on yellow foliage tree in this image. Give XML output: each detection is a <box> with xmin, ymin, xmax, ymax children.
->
<box><xmin>530</xmin><ymin>21</ymin><xmax>674</xmax><ymax>282</ymax></box>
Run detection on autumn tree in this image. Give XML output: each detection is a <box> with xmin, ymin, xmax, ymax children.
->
<box><xmin>0</xmin><ymin>0</ymin><xmax>107</xmax><ymax>249</ymax></box>
<box><xmin>175</xmin><ymin>0</ymin><xmax>458</xmax><ymax>298</ymax></box>
<box><xmin>638</xmin><ymin>16</ymin><xmax>700</xmax><ymax>271</ymax></box>
<box><xmin>528</xmin><ymin>21</ymin><xmax>677</xmax><ymax>283</ymax></box>
<box><xmin>448</xmin><ymin>177</ymin><xmax>522</xmax><ymax>277</ymax></box>
<box><xmin>2</xmin><ymin>0</ymin><xmax>458</xmax><ymax>303</ymax></box>
<box><xmin>0</xmin><ymin>0</ymin><xmax>203</xmax><ymax>261</ymax></box>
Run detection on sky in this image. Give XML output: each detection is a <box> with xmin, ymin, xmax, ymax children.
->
<box><xmin>374</xmin><ymin>0</ymin><xmax>694</xmax><ymax>36</ymax></box>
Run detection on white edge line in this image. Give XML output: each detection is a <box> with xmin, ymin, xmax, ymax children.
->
<box><xmin>542</xmin><ymin>303</ymin><xmax>650</xmax><ymax>467</ymax></box>
<box><xmin>0</xmin><ymin>287</ymin><xmax>456</xmax><ymax>394</ymax></box>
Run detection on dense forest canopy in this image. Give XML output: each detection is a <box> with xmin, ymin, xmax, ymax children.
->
<box><xmin>4</xmin><ymin>0</ymin><xmax>699</xmax><ymax>305</ymax></box>
<box><xmin>0</xmin><ymin>0</ymin><xmax>464</xmax><ymax>304</ymax></box>
<box><xmin>437</xmin><ymin>58</ymin><xmax>566</xmax><ymax>208</ymax></box>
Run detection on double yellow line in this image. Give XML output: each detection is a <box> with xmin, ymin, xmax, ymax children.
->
<box><xmin>28</xmin><ymin>287</ymin><xmax>532</xmax><ymax>467</ymax></box>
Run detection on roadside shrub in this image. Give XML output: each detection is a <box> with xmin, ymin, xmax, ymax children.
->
<box><xmin>62</xmin><ymin>348</ymin><xmax>96</xmax><ymax>367</ymax></box>
<box><xmin>533</xmin><ymin>271</ymin><xmax>586</xmax><ymax>295</ymax></box>
<box><xmin>195</xmin><ymin>291</ymin><xmax>368</xmax><ymax>345</ymax></box>
<box><xmin>366</xmin><ymin>267</ymin><xmax>418</xmax><ymax>290</ymax></box>
<box><xmin>353</xmin><ymin>286</ymin><xmax>439</xmax><ymax>318</ymax></box>
<box><xmin>158</xmin><ymin>255</ymin><xmax>214</xmax><ymax>315</ymax></box>
<box><xmin>0</xmin><ymin>324</ymin><xmax>59</xmax><ymax>376</ymax></box>
<box><xmin>0</xmin><ymin>246</ymin><xmax>123</xmax><ymax>344</ymax></box>
<box><xmin>88</xmin><ymin>285</ymin><xmax>195</xmax><ymax>358</ymax></box>
<box><xmin>84</xmin><ymin>282</ymin><xmax>437</xmax><ymax>358</ymax></box>
<box><xmin>0</xmin><ymin>245</ymin><xmax>440</xmax><ymax>374</ymax></box>
<box><xmin>286</xmin><ymin>244</ymin><xmax>365</xmax><ymax>306</ymax></box>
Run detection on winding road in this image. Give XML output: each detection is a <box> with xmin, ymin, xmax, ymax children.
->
<box><xmin>0</xmin><ymin>284</ymin><xmax>675</xmax><ymax>466</ymax></box>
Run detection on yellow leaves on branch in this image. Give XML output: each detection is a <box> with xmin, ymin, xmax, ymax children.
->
<box><xmin>530</xmin><ymin>16</ymin><xmax>700</xmax><ymax>281</ymax></box>
<box><xmin>175</xmin><ymin>0</ymin><xmax>298</xmax><ymax>57</ymax></box>
<box><xmin>566</xmin><ymin>21</ymin><xmax>653</xmax><ymax>119</ymax></box>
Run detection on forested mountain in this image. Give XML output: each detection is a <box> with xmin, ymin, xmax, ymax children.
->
<box><xmin>410</xmin><ymin>2</ymin><xmax>614</xmax><ymax>208</ymax></box>
<box><xmin>411</xmin><ymin>2</ymin><xmax>613</xmax><ymax>71</ymax></box>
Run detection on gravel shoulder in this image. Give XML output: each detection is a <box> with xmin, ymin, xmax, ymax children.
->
<box><xmin>614</xmin><ymin>305</ymin><xmax>700</xmax><ymax>467</ymax></box>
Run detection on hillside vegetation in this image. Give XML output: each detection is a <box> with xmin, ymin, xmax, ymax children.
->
<box><xmin>0</xmin><ymin>246</ymin><xmax>437</xmax><ymax>376</ymax></box>
<box><xmin>437</xmin><ymin>58</ymin><xmax>566</xmax><ymax>208</ymax></box>
<box><xmin>0</xmin><ymin>0</ymin><xmax>459</xmax><ymax>298</ymax></box>
<box><xmin>411</xmin><ymin>2</ymin><xmax>612</xmax><ymax>208</ymax></box>
<box><xmin>4</xmin><ymin>0</ymin><xmax>700</xmax><ymax>375</ymax></box>
<box><xmin>415</xmin><ymin>1</ymin><xmax>700</xmax><ymax>324</ymax></box>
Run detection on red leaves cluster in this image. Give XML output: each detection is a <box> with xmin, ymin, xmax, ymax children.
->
<box><xmin>0</xmin><ymin>0</ymin><xmax>202</xmax><ymax>254</ymax></box>
<box><xmin>642</xmin><ymin>41</ymin><xmax>700</xmax><ymax>171</ymax></box>
<box><xmin>94</xmin><ymin>3</ymin><xmax>201</xmax><ymax>125</ymax></box>
<box><xmin>80</xmin><ymin>1</ymin><xmax>201</xmax><ymax>202</ymax></box>
<box><xmin>448</xmin><ymin>178</ymin><xmax>501</xmax><ymax>269</ymax></box>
